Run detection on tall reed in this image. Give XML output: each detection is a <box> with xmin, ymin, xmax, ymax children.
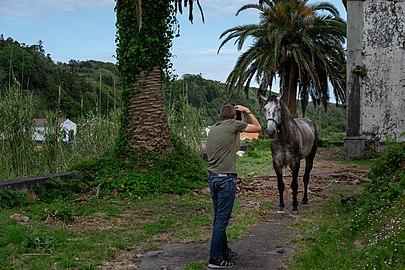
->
<box><xmin>166</xmin><ymin>91</ymin><xmax>207</xmax><ymax>152</ymax></box>
<box><xmin>0</xmin><ymin>84</ymin><xmax>120</xmax><ymax>179</ymax></box>
<box><xmin>0</xmin><ymin>84</ymin><xmax>206</xmax><ymax>179</ymax></box>
<box><xmin>0</xmin><ymin>85</ymin><xmax>38</xmax><ymax>179</ymax></box>
<box><xmin>40</xmin><ymin>111</ymin><xmax>66</xmax><ymax>173</ymax></box>
<box><xmin>70</xmin><ymin>111</ymin><xmax>120</xmax><ymax>160</ymax></box>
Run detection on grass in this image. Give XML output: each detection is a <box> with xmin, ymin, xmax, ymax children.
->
<box><xmin>237</xmin><ymin>139</ymin><xmax>273</xmax><ymax>179</ymax></box>
<box><xmin>237</xmin><ymin>150</ymin><xmax>273</xmax><ymax>178</ymax></box>
<box><xmin>288</xmin><ymin>186</ymin><xmax>362</xmax><ymax>270</ymax></box>
<box><xmin>2</xmin><ymin>140</ymin><xmax>402</xmax><ymax>270</ymax></box>
<box><xmin>289</xmin><ymin>140</ymin><xmax>405</xmax><ymax>270</ymax></box>
<box><xmin>289</xmin><ymin>191</ymin><xmax>405</xmax><ymax>270</ymax></box>
<box><xmin>0</xmin><ymin>189</ymin><xmax>269</xmax><ymax>270</ymax></box>
<box><xmin>0</xmin><ymin>194</ymin><xmax>206</xmax><ymax>269</ymax></box>
<box><xmin>0</xmin><ymin>140</ymin><xmax>274</xmax><ymax>270</ymax></box>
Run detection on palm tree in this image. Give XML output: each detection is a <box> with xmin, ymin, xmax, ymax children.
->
<box><xmin>115</xmin><ymin>0</ymin><xmax>203</xmax><ymax>161</ymax></box>
<box><xmin>218</xmin><ymin>0</ymin><xmax>346</xmax><ymax>117</ymax></box>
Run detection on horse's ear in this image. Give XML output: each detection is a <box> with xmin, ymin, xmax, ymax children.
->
<box><xmin>276</xmin><ymin>95</ymin><xmax>281</xmax><ymax>101</ymax></box>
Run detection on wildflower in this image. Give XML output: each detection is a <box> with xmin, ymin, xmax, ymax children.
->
<box><xmin>121</xmin><ymin>184</ymin><xmax>125</xmax><ymax>188</ymax></box>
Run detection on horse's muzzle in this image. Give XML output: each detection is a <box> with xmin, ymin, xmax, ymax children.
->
<box><xmin>267</xmin><ymin>128</ymin><xmax>276</xmax><ymax>138</ymax></box>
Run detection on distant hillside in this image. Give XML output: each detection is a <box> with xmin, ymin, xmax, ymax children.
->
<box><xmin>0</xmin><ymin>36</ymin><xmax>120</xmax><ymax>120</ymax></box>
<box><xmin>164</xmin><ymin>74</ymin><xmax>263</xmax><ymax>125</ymax></box>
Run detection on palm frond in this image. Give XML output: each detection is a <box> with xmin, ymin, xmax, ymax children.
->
<box><xmin>219</xmin><ymin>0</ymin><xmax>347</xmax><ymax>114</ymax></box>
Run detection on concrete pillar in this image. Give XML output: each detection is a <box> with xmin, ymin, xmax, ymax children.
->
<box><xmin>345</xmin><ymin>0</ymin><xmax>366</xmax><ymax>158</ymax></box>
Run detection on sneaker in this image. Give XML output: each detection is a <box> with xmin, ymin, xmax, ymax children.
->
<box><xmin>224</xmin><ymin>249</ymin><xmax>238</xmax><ymax>260</ymax></box>
<box><xmin>208</xmin><ymin>258</ymin><xmax>236</xmax><ymax>269</ymax></box>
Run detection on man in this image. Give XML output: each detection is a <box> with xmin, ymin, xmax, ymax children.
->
<box><xmin>206</xmin><ymin>103</ymin><xmax>261</xmax><ymax>269</ymax></box>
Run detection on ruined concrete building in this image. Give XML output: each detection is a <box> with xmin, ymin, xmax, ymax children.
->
<box><xmin>345</xmin><ymin>0</ymin><xmax>405</xmax><ymax>158</ymax></box>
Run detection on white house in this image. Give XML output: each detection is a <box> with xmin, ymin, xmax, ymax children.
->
<box><xmin>33</xmin><ymin>118</ymin><xmax>77</xmax><ymax>142</ymax></box>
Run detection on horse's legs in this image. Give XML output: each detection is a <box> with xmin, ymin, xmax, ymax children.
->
<box><xmin>290</xmin><ymin>161</ymin><xmax>300</xmax><ymax>212</ymax></box>
<box><xmin>303</xmin><ymin>144</ymin><xmax>317</xmax><ymax>205</ymax></box>
<box><xmin>302</xmin><ymin>157</ymin><xmax>314</xmax><ymax>205</ymax></box>
<box><xmin>273</xmin><ymin>161</ymin><xmax>285</xmax><ymax>211</ymax></box>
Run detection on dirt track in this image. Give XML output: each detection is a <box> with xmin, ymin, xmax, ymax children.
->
<box><xmin>99</xmin><ymin>148</ymin><xmax>370</xmax><ymax>270</ymax></box>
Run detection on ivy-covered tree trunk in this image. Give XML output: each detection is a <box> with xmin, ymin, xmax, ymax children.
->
<box><xmin>115</xmin><ymin>0</ymin><xmax>175</xmax><ymax>156</ymax></box>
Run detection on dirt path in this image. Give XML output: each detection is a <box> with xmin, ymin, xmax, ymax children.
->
<box><xmin>99</xmin><ymin>148</ymin><xmax>370</xmax><ymax>270</ymax></box>
<box><xmin>135</xmin><ymin>222</ymin><xmax>294</xmax><ymax>270</ymax></box>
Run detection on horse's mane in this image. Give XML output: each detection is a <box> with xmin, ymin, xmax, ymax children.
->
<box><xmin>279</xmin><ymin>99</ymin><xmax>291</xmax><ymax>118</ymax></box>
<box><xmin>274</xmin><ymin>97</ymin><xmax>295</xmax><ymax>140</ymax></box>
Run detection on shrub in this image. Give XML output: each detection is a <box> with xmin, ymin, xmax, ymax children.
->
<box><xmin>33</xmin><ymin>177</ymin><xmax>87</xmax><ymax>203</ymax></box>
<box><xmin>352</xmin><ymin>140</ymin><xmax>405</xmax><ymax>230</ymax></box>
<box><xmin>72</xmin><ymin>137</ymin><xmax>207</xmax><ymax>198</ymax></box>
<box><xmin>348</xmin><ymin>140</ymin><xmax>405</xmax><ymax>269</ymax></box>
<box><xmin>0</xmin><ymin>189</ymin><xmax>33</xmax><ymax>209</ymax></box>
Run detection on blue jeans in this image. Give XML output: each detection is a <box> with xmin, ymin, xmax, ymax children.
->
<box><xmin>208</xmin><ymin>172</ymin><xmax>237</xmax><ymax>260</ymax></box>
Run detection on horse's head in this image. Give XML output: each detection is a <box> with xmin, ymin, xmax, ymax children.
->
<box><xmin>262</xmin><ymin>95</ymin><xmax>282</xmax><ymax>138</ymax></box>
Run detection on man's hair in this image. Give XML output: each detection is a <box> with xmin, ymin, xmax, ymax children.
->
<box><xmin>220</xmin><ymin>103</ymin><xmax>236</xmax><ymax>120</ymax></box>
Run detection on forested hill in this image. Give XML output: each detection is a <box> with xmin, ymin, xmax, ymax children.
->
<box><xmin>0</xmin><ymin>36</ymin><xmax>345</xmax><ymax>140</ymax></box>
<box><xmin>0</xmin><ymin>36</ymin><xmax>120</xmax><ymax>119</ymax></box>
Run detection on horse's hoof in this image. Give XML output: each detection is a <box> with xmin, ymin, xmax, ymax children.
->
<box><xmin>276</xmin><ymin>210</ymin><xmax>285</xmax><ymax>218</ymax></box>
<box><xmin>291</xmin><ymin>210</ymin><xmax>299</xmax><ymax>215</ymax></box>
<box><xmin>301</xmin><ymin>204</ymin><xmax>309</xmax><ymax>210</ymax></box>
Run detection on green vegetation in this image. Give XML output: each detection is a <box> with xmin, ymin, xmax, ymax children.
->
<box><xmin>0</xmin><ymin>36</ymin><xmax>120</xmax><ymax>119</ymax></box>
<box><xmin>301</xmin><ymin>103</ymin><xmax>346</xmax><ymax>142</ymax></box>
<box><xmin>237</xmin><ymin>139</ymin><xmax>273</xmax><ymax>178</ymax></box>
<box><xmin>71</xmin><ymin>138</ymin><xmax>207</xmax><ymax>198</ymax></box>
<box><xmin>0</xmin><ymin>85</ymin><xmax>118</xmax><ymax>180</ymax></box>
<box><xmin>290</xmin><ymin>140</ymin><xmax>405</xmax><ymax>270</ymax></box>
<box><xmin>0</xmin><ymin>139</ymin><xmax>402</xmax><ymax>269</ymax></box>
<box><xmin>0</xmin><ymin>194</ymin><xmax>207</xmax><ymax>269</ymax></box>
<box><xmin>0</xmin><ymin>145</ymin><xmax>273</xmax><ymax>270</ymax></box>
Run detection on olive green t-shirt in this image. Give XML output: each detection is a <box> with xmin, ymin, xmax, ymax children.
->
<box><xmin>206</xmin><ymin>119</ymin><xmax>248</xmax><ymax>174</ymax></box>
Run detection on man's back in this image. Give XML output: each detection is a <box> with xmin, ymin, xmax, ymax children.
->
<box><xmin>206</xmin><ymin>119</ymin><xmax>247</xmax><ymax>174</ymax></box>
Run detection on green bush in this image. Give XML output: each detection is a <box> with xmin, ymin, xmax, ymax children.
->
<box><xmin>27</xmin><ymin>233</ymin><xmax>59</xmax><ymax>253</ymax></box>
<box><xmin>290</xmin><ymin>139</ymin><xmax>404</xmax><ymax>270</ymax></box>
<box><xmin>33</xmin><ymin>177</ymin><xmax>87</xmax><ymax>203</ymax></box>
<box><xmin>0</xmin><ymin>189</ymin><xmax>33</xmax><ymax>209</ymax></box>
<box><xmin>351</xmin><ymin>140</ymin><xmax>405</xmax><ymax>232</ymax></box>
<box><xmin>348</xmin><ymin>140</ymin><xmax>405</xmax><ymax>269</ymax></box>
<box><xmin>72</xmin><ymin>137</ymin><xmax>207</xmax><ymax>198</ymax></box>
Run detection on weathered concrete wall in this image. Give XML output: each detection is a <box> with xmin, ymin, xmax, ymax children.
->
<box><xmin>361</xmin><ymin>0</ymin><xmax>405</xmax><ymax>142</ymax></box>
<box><xmin>346</xmin><ymin>0</ymin><xmax>405</xmax><ymax>158</ymax></box>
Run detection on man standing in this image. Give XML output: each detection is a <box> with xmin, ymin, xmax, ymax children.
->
<box><xmin>206</xmin><ymin>103</ymin><xmax>261</xmax><ymax>269</ymax></box>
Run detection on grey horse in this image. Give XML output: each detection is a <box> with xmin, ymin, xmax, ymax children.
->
<box><xmin>263</xmin><ymin>95</ymin><xmax>318</xmax><ymax>212</ymax></box>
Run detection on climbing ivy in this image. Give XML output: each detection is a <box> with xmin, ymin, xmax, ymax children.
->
<box><xmin>114</xmin><ymin>0</ymin><xmax>179</xmax><ymax>155</ymax></box>
<box><xmin>115</xmin><ymin>0</ymin><xmax>177</xmax><ymax>87</ymax></box>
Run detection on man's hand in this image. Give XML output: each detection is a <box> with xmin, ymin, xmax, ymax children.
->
<box><xmin>235</xmin><ymin>105</ymin><xmax>261</xmax><ymax>132</ymax></box>
<box><xmin>234</xmin><ymin>105</ymin><xmax>251</xmax><ymax>114</ymax></box>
